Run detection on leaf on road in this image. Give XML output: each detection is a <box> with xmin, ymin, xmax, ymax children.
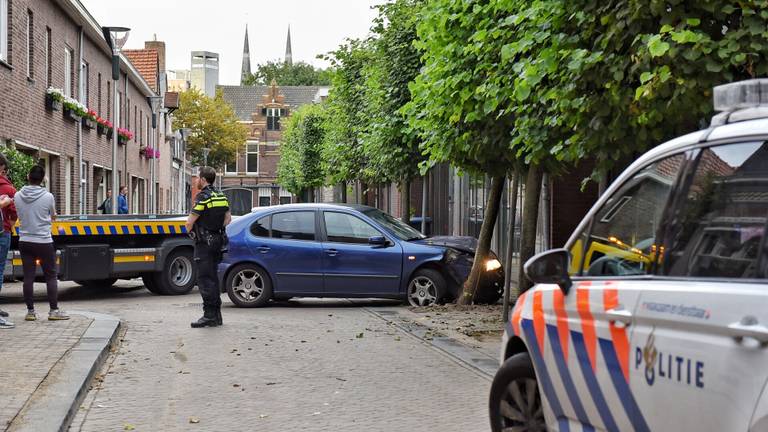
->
<box><xmin>355</xmin><ymin>333</ymin><xmax>364</xmax><ymax>339</ymax></box>
<box><xmin>189</xmin><ymin>416</ymin><xmax>200</xmax><ymax>424</ymax></box>
<box><xmin>124</xmin><ymin>424</ymin><xmax>136</xmax><ymax>431</ymax></box>
<box><xmin>259</xmin><ymin>414</ymin><xmax>269</xmax><ymax>419</ymax></box>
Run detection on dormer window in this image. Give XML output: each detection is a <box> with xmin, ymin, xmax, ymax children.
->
<box><xmin>266</xmin><ymin>107</ymin><xmax>281</xmax><ymax>131</ymax></box>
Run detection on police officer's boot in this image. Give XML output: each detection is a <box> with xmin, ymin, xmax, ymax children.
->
<box><xmin>215</xmin><ymin>308</ymin><xmax>223</xmax><ymax>326</ymax></box>
<box><xmin>191</xmin><ymin>306</ymin><xmax>219</xmax><ymax>328</ymax></box>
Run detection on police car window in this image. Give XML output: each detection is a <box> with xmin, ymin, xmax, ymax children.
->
<box><xmin>580</xmin><ymin>154</ymin><xmax>684</xmax><ymax>277</ymax></box>
<box><xmin>324</xmin><ymin>212</ymin><xmax>381</xmax><ymax>244</ymax></box>
<box><xmin>662</xmin><ymin>142</ymin><xmax>768</xmax><ymax>279</ymax></box>
<box><xmin>271</xmin><ymin>212</ymin><xmax>315</xmax><ymax>241</ymax></box>
<box><xmin>250</xmin><ymin>216</ymin><xmax>270</xmax><ymax>237</ymax></box>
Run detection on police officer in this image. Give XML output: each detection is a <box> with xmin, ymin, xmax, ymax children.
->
<box><xmin>185</xmin><ymin>166</ymin><xmax>231</xmax><ymax>328</ymax></box>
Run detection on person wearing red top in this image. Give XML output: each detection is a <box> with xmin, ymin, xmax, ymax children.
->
<box><xmin>0</xmin><ymin>154</ymin><xmax>17</xmax><ymax>327</ymax></box>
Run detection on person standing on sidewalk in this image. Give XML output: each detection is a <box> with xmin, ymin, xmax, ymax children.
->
<box><xmin>0</xmin><ymin>154</ymin><xmax>17</xmax><ymax>328</ymax></box>
<box><xmin>185</xmin><ymin>167</ymin><xmax>230</xmax><ymax>328</ymax></box>
<box><xmin>117</xmin><ymin>186</ymin><xmax>129</xmax><ymax>214</ymax></box>
<box><xmin>14</xmin><ymin>165</ymin><xmax>68</xmax><ymax>321</ymax></box>
<box><xmin>97</xmin><ymin>189</ymin><xmax>112</xmax><ymax>214</ymax></box>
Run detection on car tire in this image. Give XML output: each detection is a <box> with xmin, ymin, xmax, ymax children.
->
<box><xmin>75</xmin><ymin>278</ymin><xmax>118</xmax><ymax>288</ymax></box>
<box><xmin>407</xmin><ymin>268</ymin><xmax>446</xmax><ymax>307</ymax></box>
<box><xmin>153</xmin><ymin>248</ymin><xmax>196</xmax><ymax>295</ymax></box>
<box><xmin>226</xmin><ymin>263</ymin><xmax>272</xmax><ymax>307</ymax></box>
<box><xmin>489</xmin><ymin>352</ymin><xmax>546</xmax><ymax>432</ymax></box>
<box><xmin>142</xmin><ymin>275</ymin><xmax>163</xmax><ymax>295</ymax></box>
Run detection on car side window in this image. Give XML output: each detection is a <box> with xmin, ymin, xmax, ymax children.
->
<box><xmin>323</xmin><ymin>212</ymin><xmax>381</xmax><ymax>244</ymax></box>
<box><xmin>577</xmin><ymin>154</ymin><xmax>685</xmax><ymax>277</ymax></box>
<box><xmin>271</xmin><ymin>211</ymin><xmax>315</xmax><ymax>241</ymax></box>
<box><xmin>662</xmin><ymin>141</ymin><xmax>768</xmax><ymax>279</ymax></box>
<box><xmin>250</xmin><ymin>216</ymin><xmax>270</xmax><ymax>237</ymax></box>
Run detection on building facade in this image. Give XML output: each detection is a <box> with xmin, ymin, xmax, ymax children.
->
<box><xmin>0</xmin><ymin>0</ymin><xmax>179</xmax><ymax>215</ymax></box>
<box><xmin>190</xmin><ymin>51</ymin><xmax>218</xmax><ymax>98</ymax></box>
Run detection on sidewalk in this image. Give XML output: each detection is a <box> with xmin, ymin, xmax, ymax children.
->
<box><xmin>0</xmin><ymin>284</ymin><xmax>119</xmax><ymax>432</ymax></box>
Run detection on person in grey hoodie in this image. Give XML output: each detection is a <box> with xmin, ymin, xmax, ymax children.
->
<box><xmin>14</xmin><ymin>165</ymin><xmax>68</xmax><ymax>321</ymax></box>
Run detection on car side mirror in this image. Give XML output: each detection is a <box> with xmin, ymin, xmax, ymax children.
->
<box><xmin>368</xmin><ymin>236</ymin><xmax>388</xmax><ymax>247</ymax></box>
<box><xmin>524</xmin><ymin>248</ymin><xmax>573</xmax><ymax>294</ymax></box>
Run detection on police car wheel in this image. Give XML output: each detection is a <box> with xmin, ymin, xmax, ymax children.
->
<box><xmin>489</xmin><ymin>353</ymin><xmax>545</xmax><ymax>432</ymax></box>
<box><xmin>226</xmin><ymin>264</ymin><xmax>272</xmax><ymax>307</ymax></box>
<box><xmin>407</xmin><ymin>269</ymin><xmax>446</xmax><ymax>307</ymax></box>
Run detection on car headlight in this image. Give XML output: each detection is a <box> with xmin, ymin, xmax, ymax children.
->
<box><xmin>485</xmin><ymin>258</ymin><xmax>502</xmax><ymax>271</ymax></box>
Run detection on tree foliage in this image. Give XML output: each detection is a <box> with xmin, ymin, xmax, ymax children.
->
<box><xmin>3</xmin><ymin>146</ymin><xmax>36</xmax><ymax>188</ymax></box>
<box><xmin>277</xmin><ymin>103</ymin><xmax>327</xmax><ymax>196</ymax></box>
<box><xmin>173</xmin><ymin>89</ymin><xmax>248</xmax><ymax>169</ymax></box>
<box><xmin>243</xmin><ymin>60</ymin><xmax>332</xmax><ymax>86</ymax></box>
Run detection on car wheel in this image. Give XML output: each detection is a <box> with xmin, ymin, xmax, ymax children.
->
<box><xmin>407</xmin><ymin>268</ymin><xmax>446</xmax><ymax>307</ymax></box>
<box><xmin>226</xmin><ymin>264</ymin><xmax>272</xmax><ymax>307</ymax></box>
<box><xmin>142</xmin><ymin>275</ymin><xmax>163</xmax><ymax>295</ymax></box>
<box><xmin>75</xmin><ymin>278</ymin><xmax>118</xmax><ymax>288</ymax></box>
<box><xmin>153</xmin><ymin>248</ymin><xmax>196</xmax><ymax>295</ymax></box>
<box><xmin>489</xmin><ymin>353</ymin><xmax>545</xmax><ymax>432</ymax></box>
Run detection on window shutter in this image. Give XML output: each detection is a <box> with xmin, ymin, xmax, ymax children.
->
<box><xmin>261</xmin><ymin>107</ymin><xmax>267</xmax><ymax>116</ymax></box>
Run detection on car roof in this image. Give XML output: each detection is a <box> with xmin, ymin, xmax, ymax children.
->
<box><xmin>250</xmin><ymin>203</ymin><xmax>375</xmax><ymax>214</ymax></box>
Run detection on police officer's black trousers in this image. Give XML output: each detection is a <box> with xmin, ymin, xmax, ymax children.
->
<box><xmin>194</xmin><ymin>242</ymin><xmax>222</xmax><ymax>317</ymax></box>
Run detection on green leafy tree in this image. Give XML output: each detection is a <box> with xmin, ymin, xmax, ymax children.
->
<box><xmin>3</xmin><ymin>146</ymin><xmax>36</xmax><ymax>188</ymax></box>
<box><xmin>173</xmin><ymin>89</ymin><xmax>248</xmax><ymax>169</ymax></box>
<box><xmin>277</xmin><ymin>103</ymin><xmax>327</xmax><ymax>201</ymax></box>
<box><xmin>363</xmin><ymin>0</ymin><xmax>427</xmax><ymax>222</ymax></box>
<box><xmin>243</xmin><ymin>61</ymin><xmax>332</xmax><ymax>86</ymax></box>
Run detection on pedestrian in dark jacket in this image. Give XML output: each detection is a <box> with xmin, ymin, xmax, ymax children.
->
<box><xmin>98</xmin><ymin>189</ymin><xmax>113</xmax><ymax>214</ymax></box>
<box><xmin>14</xmin><ymin>165</ymin><xmax>69</xmax><ymax>322</ymax></box>
<box><xmin>0</xmin><ymin>154</ymin><xmax>17</xmax><ymax>328</ymax></box>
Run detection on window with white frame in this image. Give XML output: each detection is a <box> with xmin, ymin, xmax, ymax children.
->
<box><xmin>258</xmin><ymin>187</ymin><xmax>271</xmax><ymax>207</ymax></box>
<box><xmin>225</xmin><ymin>151</ymin><xmax>238</xmax><ymax>174</ymax></box>
<box><xmin>266</xmin><ymin>108</ymin><xmax>280</xmax><ymax>131</ymax></box>
<box><xmin>64</xmin><ymin>46</ymin><xmax>74</xmax><ymax>98</ymax></box>
<box><xmin>0</xmin><ymin>0</ymin><xmax>7</xmax><ymax>63</ymax></box>
<box><xmin>80</xmin><ymin>61</ymin><xmax>89</xmax><ymax>105</ymax></box>
<box><xmin>279</xmin><ymin>187</ymin><xmax>292</xmax><ymax>205</ymax></box>
<box><xmin>246</xmin><ymin>142</ymin><xmax>258</xmax><ymax>174</ymax></box>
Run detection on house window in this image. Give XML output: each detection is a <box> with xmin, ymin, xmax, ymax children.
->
<box><xmin>225</xmin><ymin>152</ymin><xmax>237</xmax><ymax>174</ymax></box>
<box><xmin>80</xmin><ymin>61</ymin><xmax>89</xmax><ymax>105</ymax></box>
<box><xmin>26</xmin><ymin>9</ymin><xmax>33</xmax><ymax>79</ymax></box>
<box><xmin>64</xmin><ymin>46</ymin><xmax>74</xmax><ymax>97</ymax></box>
<box><xmin>279</xmin><ymin>187</ymin><xmax>292</xmax><ymax>205</ymax></box>
<box><xmin>258</xmin><ymin>187</ymin><xmax>271</xmax><ymax>207</ymax></box>
<box><xmin>0</xmin><ymin>0</ymin><xmax>8</xmax><ymax>63</ymax></box>
<box><xmin>45</xmin><ymin>27</ymin><xmax>51</xmax><ymax>87</ymax></box>
<box><xmin>246</xmin><ymin>142</ymin><xmax>258</xmax><ymax>174</ymax></box>
<box><xmin>97</xmin><ymin>72</ymin><xmax>101</xmax><ymax>115</ymax></box>
<box><xmin>266</xmin><ymin>108</ymin><xmax>280</xmax><ymax>131</ymax></box>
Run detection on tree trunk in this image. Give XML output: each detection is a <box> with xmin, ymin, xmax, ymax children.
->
<box><xmin>502</xmin><ymin>172</ymin><xmax>520</xmax><ymax>323</ymax></box>
<box><xmin>401</xmin><ymin>179</ymin><xmax>411</xmax><ymax>223</ymax></box>
<box><xmin>361</xmin><ymin>182</ymin><xmax>369</xmax><ymax>206</ymax></box>
<box><xmin>421</xmin><ymin>175</ymin><xmax>428</xmax><ymax>234</ymax></box>
<box><xmin>308</xmin><ymin>187</ymin><xmax>315</xmax><ymax>203</ymax></box>
<box><xmin>457</xmin><ymin>175</ymin><xmax>506</xmax><ymax>305</ymax></box>
<box><xmin>340</xmin><ymin>181</ymin><xmax>347</xmax><ymax>203</ymax></box>
<box><xmin>517</xmin><ymin>165</ymin><xmax>543</xmax><ymax>294</ymax></box>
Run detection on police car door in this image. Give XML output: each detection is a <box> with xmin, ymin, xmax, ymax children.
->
<box><xmin>560</xmin><ymin>153</ymin><xmax>686</xmax><ymax>431</ymax></box>
<box><xmin>629</xmin><ymin>141</ymin><xmax>768</xmax><ymax>431</ymax></box>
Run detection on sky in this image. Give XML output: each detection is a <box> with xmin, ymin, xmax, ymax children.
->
<box><xmin>80</xmin><ymin>0</ymin><xmax>381</xmax><ymax>85</ymax></box>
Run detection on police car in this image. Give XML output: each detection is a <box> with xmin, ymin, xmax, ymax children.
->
<box><xmin>490</xmin><ymin>79</ymin><xmax>768</xmax><ymax>432</ymax></box>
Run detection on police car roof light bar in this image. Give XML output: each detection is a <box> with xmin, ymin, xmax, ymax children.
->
<box><xmin>713</xmin><ymin>79</ymin><xmax>768</xmax><ymax>112</ymax></box>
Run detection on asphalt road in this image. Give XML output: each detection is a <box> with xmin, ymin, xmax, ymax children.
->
<box><xmin>3</xmin><ymin>280</ymin><xmax>492</xmax><ymax>432</ymax></box>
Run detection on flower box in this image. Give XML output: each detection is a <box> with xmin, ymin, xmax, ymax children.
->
<box><xmin>107</xmin><ymin>129</ymin><xmax>114</xmax><ymax>140</ymax></box>
<box><xmin>82</xmin><ymin>117</ymin><xmax>97</xmax><ymax>129</ymax></box>
<box><xmin>45</xmin><ymin>88</ymin><xmax>64</xmax><ymax>112</ymax></box>
<box><xmin>117</xmin><ymin>128</ymin><xmax>133</xmax><ymax>145</ymax></box>
<box><xmin>97</xmin><ymin>117</ymin><xmax>113</xmax><ymax>137</ymax></box>
<box><xmin>64</xmin><ymin>107</ymin><xmax>82</xmax><ymax>122</ymax></box>
<box><xmin>118</xmin><ymin>135</ymin><xmax>128</xmax><ymax>145</ymax></box>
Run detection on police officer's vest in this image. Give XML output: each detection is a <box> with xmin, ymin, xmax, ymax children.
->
<box><xmin>193</xmin><ymin>186</ymin><xmax>229</xmax><ymax>233</ymax></box>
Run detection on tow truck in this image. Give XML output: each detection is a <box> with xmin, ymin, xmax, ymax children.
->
<box><xmin>6</xmin><ymin>214</ymin><xmax>196</xmax><ymax>295</ymax></box>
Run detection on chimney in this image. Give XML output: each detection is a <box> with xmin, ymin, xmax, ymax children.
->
<box><xmin>145</xmin><ymin>39</ymin><xmax>166</xmax><ymax>72</ymax></box>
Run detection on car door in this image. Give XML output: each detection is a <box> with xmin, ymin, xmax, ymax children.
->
<box><xmin>246</xmin><ymin>210</ymin><xmax>323</xmax><ymax>295</ymax></box>
<box><xmin>320</xmin><ymin>210</ymin><xmax>402</xmax><ymax>296</ymax></box>
<box><xmin>629</xmin><ymin>141</ymin><xmax>768</xmax><ymax>431</ymax></box>
<box><xmin>537</xmin><ymin>153</ymin><xmax>687</xmax><ymax>431</ymax></box>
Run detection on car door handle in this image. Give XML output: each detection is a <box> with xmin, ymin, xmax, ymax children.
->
<box><xmin>325</xmin><ymin>249</ymin><xmax>338</xmax><ymax>257</ymax></box>
<box><xmin>606</xmin><ymin>308</ymin><xmax>633</xmax><ymax>326</ymax></box>
<box><xmin>257</xmin><ymin>246</ymin><xmax>270</xmax><ymax>254</ymax></box>
<box><xmin>727</xmin><ymin>320</ymin><xmax>768</xmax><ymax>344</ymax></box>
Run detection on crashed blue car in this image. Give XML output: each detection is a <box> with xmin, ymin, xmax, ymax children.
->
<box><xmin>218</xmin><ymin>204</ymin><xmax>504</xmax><ymax>307</ymax></box>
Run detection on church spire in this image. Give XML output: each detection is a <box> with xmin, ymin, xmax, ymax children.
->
<box><xmin>284</xmin><ymin>25</ymin><xmax>293</xmax><ymax>66</ymax></box>
<box><xmin>241</xmin><ymin>24</ymin><xmax>251</xmax><ymax>85</ymax></box>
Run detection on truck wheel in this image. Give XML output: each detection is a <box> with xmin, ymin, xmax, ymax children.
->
<box><xmin>154</xmin><ymin>249</ymin><xmax>196</xmax><ymax>295</ymax></box>
<box><xmin>226</xmin><ymin>264</ymin><xmax>272</xmax><ymax>307</ymax></box>
<box><xmin>75</xmin><ymin>279</ymin><xmax>118</xmax><ymax>288</ymax></box>
<box><xmin>142</xmin><ymin>275</ymin><xmax>163</xmax><ymax>295</ymax></box>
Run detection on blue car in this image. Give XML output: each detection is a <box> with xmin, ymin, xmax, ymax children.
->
<box><xmin>219</xmin><ymin>204</ymin><xmax>504</xmax><ymax>307</ymax></box>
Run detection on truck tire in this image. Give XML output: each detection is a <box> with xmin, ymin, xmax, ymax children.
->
<box><xmin>153</xmin><ymin>248</ymin><xmax>196</xmax><ymax>295</ymax></box>
<box><xmin>75</xmin><ymin>279</ymin><xmax>118</xmax><ymax>288</ymax></box>
<box><xmin>142</xmin><ymin>275</ymin><xmax>163</xmax><ymax>295</ymax></box>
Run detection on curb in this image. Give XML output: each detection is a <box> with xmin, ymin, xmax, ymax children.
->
<box><xmin>364</xmin><ymin>307</ymin><xmax>499</xmax><ymax>380</ymax></box>
<box><xmin>8</xmin><ymin>311</ymin><xmax>121</xmax><ymax>432</ymax></box>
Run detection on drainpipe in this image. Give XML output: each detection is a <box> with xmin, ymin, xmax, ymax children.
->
<box><xmin>77</xmin><ymin>27</ymin><xmax>84</xmax><ymax>214</ymax></box>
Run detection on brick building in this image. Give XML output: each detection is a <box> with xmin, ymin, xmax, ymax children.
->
<box><xmin>0</xmin><ymin>0</ymin><xmax>177</xmax><ymax>215</ymax></box>
<box><xmin>218</xmin><ymin>82</ymin><xmax>328</xmax><ymax>215</ymax></box>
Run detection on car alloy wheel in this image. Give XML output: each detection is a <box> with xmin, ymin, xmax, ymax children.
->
<box><xmin>499</xmin><ymin>378</ymin><xmax>545</xmax><ymax>432</ymax></box>
<box><xmin>232</xmin><ymin>269</ymin><xmax>264</xmax><ymax>303</ymax></box>
<box><xmin>407</xmin><ymin>276</ymin><xmax>438</xmax><ymax>307</ymax></box>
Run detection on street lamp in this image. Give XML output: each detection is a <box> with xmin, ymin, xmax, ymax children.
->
<box><xmin>102</xmin><ymin>26</ymin><xmax>130</xmax><ymax>215</ymax></box>
<box><xmin>180</xmin><ymin>128</ymin><xmax>191</xmax><ymax>213</ymax></box>
<box><xmin>202</xmin><ymin>147</ymin><xmax>211</xmax><ymax>167</ymax></box>
<box><xmin>147</xmin><ymin>95</ymin><xmax>163</xmax><ymax>214</ymax></box>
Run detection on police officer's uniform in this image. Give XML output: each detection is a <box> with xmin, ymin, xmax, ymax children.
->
<box><xmin>190</xmin><ymin>185</ymin><xmax>229</xmax><ymax>328</ymax></box>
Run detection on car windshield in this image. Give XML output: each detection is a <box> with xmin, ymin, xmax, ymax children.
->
<box><xmin>362</xmin><ymin>208</ymin><xmax>426</xmax><ymax>241</ymax></box>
